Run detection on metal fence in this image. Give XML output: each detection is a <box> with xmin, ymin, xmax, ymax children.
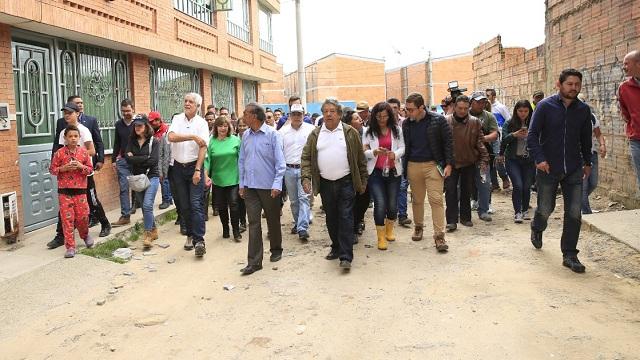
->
<box><xmin>227</xmin><ymin>20</ymin><xmax>251</xmax><ymax>44</ymax></box>
<box><xmin>173</xmin><ymin>0</ymin><xmax>213</xmax><ymax>25</ymax></box>
<box><xmin>150</xmin><ymin>60</ymin><xmax>199</xmax><ymax>122</ymax></box>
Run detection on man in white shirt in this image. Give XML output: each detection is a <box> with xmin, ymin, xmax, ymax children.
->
<box><xmin>280</xmin><ymin>104</ymin><xmax>315</xmax><ymax>240</ymax></box>
<box><xmin>168</xmin><ymin>93</ymin><xmax>210</xmax><ymax>257</ymax></box>
<box><xmin>301</xmin><ymin>98</ymin><xmax>368</xmax><ymax>270</ymax></box>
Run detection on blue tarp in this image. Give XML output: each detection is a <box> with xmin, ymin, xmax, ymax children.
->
<box><xmin>263</xmin><ymin>101</ymin><xmax>357</xmax><ymax>115</ymax></box>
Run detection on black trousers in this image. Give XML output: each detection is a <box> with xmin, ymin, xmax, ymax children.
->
<box><xmin>320</xmin><ymin>176</ymin><xmax>356</xmax><ymax>262</ymax></box>
<box><xmin>445</xmin><ymin>165</ymin><xmax>475</xmax><ymax>224</ymax></box>
<box><xmin>213</xmin><ymin>184</ymin><xmax>240</xmax><ymax>232</ymax></box>
<box><xmin>353</xmin><ymin>185</ymin><xmax>370</xmax><ymax>230</ymax></box>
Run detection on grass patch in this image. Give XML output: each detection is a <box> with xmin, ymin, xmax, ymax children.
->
<box><xmin>80</xmin><ymin>238</ymin><xmax>129</xmax><ymax>264</ymax></box>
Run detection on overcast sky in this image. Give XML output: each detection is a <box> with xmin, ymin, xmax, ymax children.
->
<box><xmin>272</xmin><ymin>0</ymin><xmax>546</xmax><ymax>73</ymax></box>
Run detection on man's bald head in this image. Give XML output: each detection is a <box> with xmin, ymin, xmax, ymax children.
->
<box><xmin>623</xmin><ymin>50</ymin><xmax>640</xmax><ymax>78</ymax></box>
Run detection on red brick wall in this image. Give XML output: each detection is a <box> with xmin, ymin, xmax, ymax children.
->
<box><xmin>0</xmin><ymin>24</ymin><xmax>23</xmax><ymax>235</ymax></box>
<box><xmin>129</xmin><ymin>53</ymin><xmax>151</xmax><ymax>113</ymax></box>
<box><xmin>545</xmin><ymin>0</ymin><xmax>640</xmax><ymax>206</ymax></box>
<box><xmin>472</xmin><ymin>36</ymin><xmax>546</xmax><ymax>110</ymax></box>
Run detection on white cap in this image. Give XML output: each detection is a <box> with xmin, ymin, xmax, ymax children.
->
<box><xmin>290</xmin><ymin>104</ymin><xmax>304</xmax><ymax>113</ymax></box>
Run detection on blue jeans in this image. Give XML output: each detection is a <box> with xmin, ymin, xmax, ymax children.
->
<box><xmin>505</xmin><ymin>157</ymin><xmax>535</xmax><ymax>214</ymax></box>
<box><xmin>170</xmin><ymin>163</ymin><xmax>206</xmax><ymax>243</ymax></box>
<box><xmin>139</xmin><ymin>177</ymin><xmax>160</xmax><ymax>231</ymax></box>
<box><xmin>320</xmin><ymin>176</ymin><xmax>355</xmax><ymax>262</ymax></box>
<box><xmin>581</xmin><ymin>152</ymin><xmax>599</xmax><ymax>214</ymax></box>
<box><xmin>116</xmin><ymin>158</ymin><xmax>132</xmax><ymax>216</ymax></box>
<box><xmin>629</xmin><ymin>140</ymin><xmax>640</xmax><ymax>193</ymax></box>
<box><xmin>531</xmin><ymin>169</ymin><xmax>583</xmax><ymax>256</ymax></box>
<box><xmin>397</xmin><ymin>175</ymin><xmax>409</xmax><ymax>218</ymax></box>
<box><xmin>368</xmin><ymin>169</ymin><xmax>401</xmax><ymax>226</ymax></box>
<box><xmin>284</xmin><ymin>167</ymin><xmax>310</xmax><ymax>232</ymax></box>
<box><xmin>474</xmin><ymin>165</ymin><xmax>491</xmax><ymax>215</ymax></box>
<box><xmin>160</xmin><ymin>177</ymin><xmax>172</xmax><ymax>204</ymax></box>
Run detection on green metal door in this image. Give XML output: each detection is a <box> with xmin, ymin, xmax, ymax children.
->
<box><xmin>12</xmin><ymin>40</ymin><xmax>59</xmax><ymax>230</ymax></box>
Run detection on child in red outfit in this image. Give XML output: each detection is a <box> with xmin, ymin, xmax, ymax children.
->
<box><xmin>50</xmin><ymin>125</ymin><xmax>94</xmax><ymax>258</ymax></box>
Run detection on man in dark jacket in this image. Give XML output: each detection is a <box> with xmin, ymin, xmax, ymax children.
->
<box><xmin>111</xmin><ymin>99</ymin><xmax>137</xmax><ymax>226</ymax></box>
<box><xmin>527</xmin><ymin>68</ymin><xmax>593</xmax><ymax>273</ymax></box>
<box><xmin>402</xmin><ymin>93</ymin><xmax>453</xmax><ymax>251</ymax></box>
<box><xmin>46</xmin><ymin>96</ymin><xmax>111</xmax><ymax>249</ymax></box>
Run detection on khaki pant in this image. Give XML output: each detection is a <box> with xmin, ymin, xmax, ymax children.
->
<box><xmin>407</xmin><ymin>161</ymin><xmax>445</xmax><ymax>235</ymax></box>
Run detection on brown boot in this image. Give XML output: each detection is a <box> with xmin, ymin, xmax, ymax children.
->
<box><xmin>376</xmin><ymin>226</ymin><xmax>388</xmax><ymax>250</ymax></box>
<box><xmin>150</xmin><ymin>227</ymin><xmax>158</xmax><ymax>241</ymax></box>
<box><xmin>411</xmin><ymin>225</ymin><xmax>423</xmax><ymax>241</ymax></box>
<box><xmin>434</xmin><ymin>232</ymin><xmax>448</xmax><ymax>252</ymax></box>
<box><xmin>111</xmin><ymin>216</ymin><xmax>130</xmax><ymax>226</ymax></box>
<box><xmin>143</xmin><ymin>231</ymin><xmax>153</xmax><ymax>248</ymax></box>
<box><xmin>385</xmin><ymin>219</ymin><xmax>396</xmax><ymax>242</ymax></box>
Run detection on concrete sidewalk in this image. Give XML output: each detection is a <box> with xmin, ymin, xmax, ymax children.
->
<box><xmin>0</xmin><ymin>193</ymin><xmax>174</xmax><ymax>282</ymax></box>
<box><xmin>582</xmin><ymin>209</ymin><xmax>640</xmax><ymax>252</ymax></box>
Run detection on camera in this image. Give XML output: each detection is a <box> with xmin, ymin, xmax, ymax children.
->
<box><xmin>447</xmin><ymin>80</ymin><xmax>467</xmax><ymax>100</ymax></box>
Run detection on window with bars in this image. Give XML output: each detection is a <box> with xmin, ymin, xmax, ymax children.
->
<box><xmin>226</xmin><ymin>0</ymin><xmax>251</xmax><ymax>43</ymax></box>
<box><xmin>150</xmin><ymin>60</ymin><xmax>199</xmax><ymax>122</ymax></box>
<box><xmin>258</xmin><ymin>6</ymin><xmax>273</xmax><ymax>54</ymax></box>
<box><xmin>212</xmin><ymin>74</ymin><xmax>236</xmax><ymax>114</ymax></box>
<box><xmin>173</xmin><ymin>0</ymin><xmax>214</xmax><ymax>25</ymax></box>
<box><xmin>242</xmin><ymin>80</ymin><xmax>257</xmax><ymax>106</ymax></box>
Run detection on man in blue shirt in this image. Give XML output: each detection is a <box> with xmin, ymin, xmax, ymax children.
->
<box><xmin>238</xmin><ymin>103</ymin><xmax>286</xmax><ymax>275</ymax></box>
<box><xmin>527</xmin><ymin>69</ymin><xmax>593</xmax><ymax>274</ymax></box>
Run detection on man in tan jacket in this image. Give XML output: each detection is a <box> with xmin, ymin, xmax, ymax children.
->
<box><xmin>301</xmin><ymin>98</ymin><xmax>368</xmax><ymax>270</ymax></box>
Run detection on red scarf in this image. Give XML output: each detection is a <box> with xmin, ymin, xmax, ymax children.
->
<box><xmin>153</xmin><ymin>122</ymin><xmax>168</xmax><ymax>139</ymax></box>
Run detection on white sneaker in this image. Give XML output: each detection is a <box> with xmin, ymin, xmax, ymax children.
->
<box><xmin>488</xmin><ymin>206</ymin><xmax>495</xmax><ymax>214</ymax></box>
<box><xmin>514</xmin><ymin>212</ymin><xmax>524</xmax><ymax>223</ymax></box>
<box><xmin>522</xmin><ymin>210</ymin><xmax>531</xmax><ymax>220</ymax></box>
<box><xmin>309</xmin><ymin>213</ymin><xmax>313</xmax><ymax>224</ymax></box>
<box><xmin>471</xmin><ymin>200</ymin><xmax>479</xmax><ymax>211</ymax></box>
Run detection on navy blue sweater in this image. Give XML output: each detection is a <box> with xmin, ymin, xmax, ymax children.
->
<box><xmin>527</xmin><ymin>94</ymin><xmax>593</xmax><ymax>175</ymax></box>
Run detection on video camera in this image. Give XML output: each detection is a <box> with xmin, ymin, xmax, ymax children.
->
<box><xmin>447</xmin><ymin>80</ymin><xmax>467</xmax><ymax>100</ymax></box>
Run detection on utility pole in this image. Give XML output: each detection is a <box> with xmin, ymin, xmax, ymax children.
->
<box><xmin>295</xmin><ymin>0</ymin><xmax>307</xmax><ymax>108</ymax></box>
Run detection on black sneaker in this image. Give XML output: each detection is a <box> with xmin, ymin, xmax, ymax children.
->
<box><xmin>159</xmin><ymin>202</ymin><xmax>171</xmax><ymax>210</ymax></box>
<box><xmin>222</xmin><ymin>228</ymin><xmax>230</xmax><ymax>239</ymax></box>
<box><xmin>298</xmin><ymin>230</ymin><xmax>309</xmax><ymax>241</ymax></box>
<box><xmin>446</xmin><ymin>223</ymin><xmax>457</xmax><ymax>232</ymax></box>
<box><xmin>398</xmin><ymin>216</ymin><xmax>412</xmax><ymax>226</ymax></box>
<box><xmin>562</xmin><ymin>255</ymin><xmax>586</xmax><ymax>273</ymax></box>
<box><xmin>99</xmin><ymin>224</ymin><xmax>112</xmax><ymax>237</ymax></box>
<box><xmin>47</xmin><ymin>235</ymin><xmax>64</xmax><ymax>249</ymax></box>
<box><xmin>88</xmin><ymin>217</ymin><xmax>100</xmax><ymax>228</ymax></box>
<box><xmin>194</xmin><ymin>241</ymin><xmax>206</xmax><ymax>257</ymax></box>
<box><xmin>270</xmin><ymin>252</ymin><xmax>282</xmax><ymax>262</ymax></box>
<box><xmin>239</xmin><ymin>222</ymin><xmax>247</xmax><ymax>232</ymax></box>
<box><xmin>290</xmin><ymin>226</ymin><xmax>298</xmax><ymax>234</ymax></box>
<box><xmin>339</xmin><ymin>260</ymin><xmax>351</xmax><ymax>269</ymax></box>
<box><xmin>531</xmin><ymin>230</ymin><xmax>543</xmax><ymax>249</ymax></box>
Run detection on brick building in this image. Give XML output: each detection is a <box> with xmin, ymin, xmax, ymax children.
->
<box><xmin>283</xmin><ymin>53</ymin><xmax>386</xmax><ymax>106</ymax></box>
<box><xmin>472</xmin><ymin>0</ymin><xmax>640</xmax><ymax>207</ymax></box>
<box><xmin>385</xmin><ymin>53</ymin><xmax>474</xmax><ymax>106</ymax></box>
<box><xmin>0</xmin><ymin>0</ymin><xmax>280</xmax><ymax>236</ymax></box>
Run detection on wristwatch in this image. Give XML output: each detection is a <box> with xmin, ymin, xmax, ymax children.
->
<box><xmin>194</xmin><ymin>168</ymin><xmax>201</xmax><ymax>172</ymax></box>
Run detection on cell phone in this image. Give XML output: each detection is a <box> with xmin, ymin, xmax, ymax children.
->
<box><xmin>436</xmin><ymin>164</ymin><xmax>445</xmax><ymax>177</ymax></box>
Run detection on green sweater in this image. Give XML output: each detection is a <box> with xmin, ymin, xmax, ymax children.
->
<box><xmin>204</xmin><ymin>135</ymin><xmax>241</xmax><ymax>187</ymax></box>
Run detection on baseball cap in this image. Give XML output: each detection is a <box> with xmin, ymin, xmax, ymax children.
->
<box><xmin>148</xmin><ymin>111</ymin><xmax>162</xmax><ymax>122</ymax></box>
<box><xmin>356</xmin><ymin>101</ymin><xmax>369</xmax><ymax>111</ymax></box>
<box><xmin>290</xmin><ymin>104</ymin><xmax>304</xmax><ymax>114</ymax></box>
<box><xmin>470</xmin><ymin>91</ymin><xmax>488</xmax><ymax>102</ymax></box>
<box><xmin>61</xmin><ymin>102</ymin><xmax>80</xmax><ymax>112</ymax></box>
<box><xmin>132</xmin><ymin>114</ymin><xmax>149</xmax><ymax>125</ymax></box>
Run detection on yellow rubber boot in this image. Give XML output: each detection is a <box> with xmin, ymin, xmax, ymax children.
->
<box><xmin>385</xmin><ymin>219</ymin><xmax>396</xmax><ymax>242</ymax></box>
<box><xmin>376</xmin><ymin>226</ymin><xmax>388</xmax><ymax>250</ymax></box>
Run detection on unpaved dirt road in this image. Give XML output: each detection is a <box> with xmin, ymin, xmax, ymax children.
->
<box><xmin>1</xmin><ymin>191</ymin><xmax>639</xmax><ymax>359</ymax></box>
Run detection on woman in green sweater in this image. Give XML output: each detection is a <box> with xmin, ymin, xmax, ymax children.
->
<box><xmin>204</xmin><ymin>116</ymin><xmax>242</xmax><ymax>241</ymax></box>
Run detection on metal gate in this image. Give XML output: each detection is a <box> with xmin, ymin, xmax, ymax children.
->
<box><xmin>242</xmin><ymin>79</ymin><xmax>256</xmax><ymax>106</ymax></box>
<box><xmin>212</xmin><ymin>74</ymin><xmax>236</xmax><ymax>114</ymax></box>
<box><xmin>150</xmin><ymin>60</ymin><xmax>199</xmax><ymax>121</ymax></box>
<box><xmin>12</xmin><ymin>31</ymin><xmax>130</xmax><ymax>232</ymax></box>
<box><xmin>12</xmin><ymin>40</ymin><xmax>59</xmax><ymax>231</ymax></box>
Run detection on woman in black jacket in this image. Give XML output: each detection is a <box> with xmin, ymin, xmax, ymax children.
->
<box><xmin>125</xmin><ymin>115</ymin><xmax>161</xmax><ymax>248</ymax></box>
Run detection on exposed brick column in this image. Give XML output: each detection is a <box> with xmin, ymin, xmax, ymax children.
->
<box><xmin>129</xmin><ymin>53</ymin><xmax>150</xmax><ymax>113</ymax></box>
<box><xmin>0</xmin><ymin>24</ymin><xmax>24</xmax><ymax>238</ymax></box>
<box><xmin>235</xmin><ymin>78</ymin><xmax>243</xmax><ymax>113</ymax></box>
<box><xmin>200</xmin><ymin>69</ymin><xmax>212</xmax><ymax>113</ymax></box>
